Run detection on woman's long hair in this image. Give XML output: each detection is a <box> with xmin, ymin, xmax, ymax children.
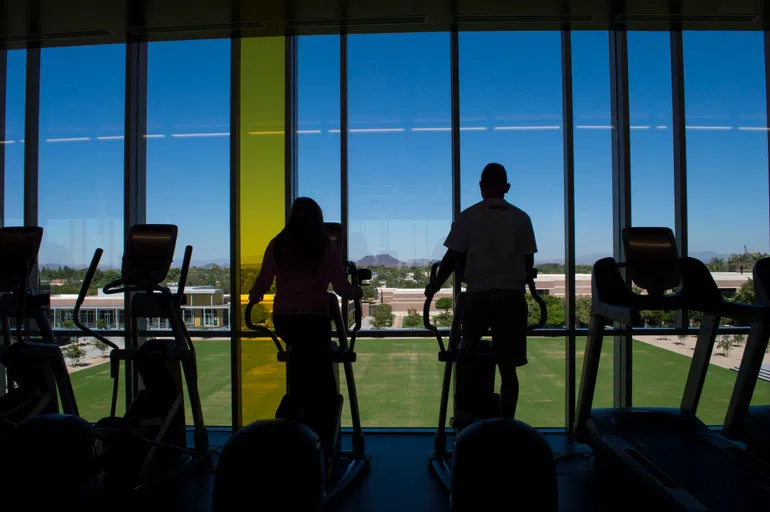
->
<box><xmin>274</xmin><ymin>197</ymin><xmax>329</xmax><ymax>274</ymax></box>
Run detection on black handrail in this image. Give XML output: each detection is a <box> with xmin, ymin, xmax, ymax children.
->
<box><xmin>74</xmin><ymin>248</ymin><xmax>119</xmax><ymax>350</ymax></box>
<box><xmin>243</xmin><ymin>302</ymin><xmax>284</xmax><ymax>353</ymax></box>
<box><xmin>424</xmin><ymin>263</ymin><xmax>446</xmax><ymax>352</ymax></box>
<box><xmin>346</xmin><ymin>262</ymin><xmax>364</xmax><ymax>352</ymax></box>
<box><xmin>423</xmin><ymin>261</ymin><xmax>548</xmax><ymax>351</ymax></box>
<box><xmin>177</xmin><ymin>245</ymin><xmax>193</xmax><ymax>302</ymax></box>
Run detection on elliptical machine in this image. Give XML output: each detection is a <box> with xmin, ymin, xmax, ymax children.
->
<box><xmin>424</xmin><ymin>261</ymin><xmax>548</xmax><ymax>489</ymax></box>
<box><xmin>74</xmin><ymin>224</ymin><xmax>210</xmax><ymax>495</ymax></box>
<box><xmin>243</xmin><ymin>222</ymin><xmax>371</xmax><ymax>504</ymax></box>
<box><xmin>0</xmin><ymin>226</ymin><xmax>78</xmax><ymax>432</ymax></box>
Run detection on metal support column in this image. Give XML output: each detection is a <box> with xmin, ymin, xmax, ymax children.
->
<box><xmin>285</xmin><ymin>36</ymin><xmax>298</xmax><ymax>221</ymax></box>
<box><xmin>609</xmin><ymin>29</ymin><xmax>633</xmax><ymax>408</ymax></box>
<box><xmin>671</xmin><ymin>29</ymin><xmax>689</xmax><ymax>329</ymax></box>
<box><xmin>230</xmin><ymin>35</ymin><xmax>242</xmax><ymax>431</ymax></box>
<box><xmin>561</xmin><ymin>29</ymin><xmax>577</xmax><ymax>429</ymax></box>
<box><xmin>0</xmin><ymin>49</ymin><xmax>6</xmax><ymax>396</ymax></box>
<box><xmin>765</xmin><ymin>30</ymin><xmax>770</xmax><ymax>253</ymax></box>
<box><xmin>450</xmin><ymin>22</ymin><xmax>461</xmax><ymax>302</ymax></box>
<box><xmin>340</xmin><ymin>31</ymin><xmax>350</xmax><ymax>324</ymax></box>
<box><xmin>123</xmin><ymin>40</ymin><xmax>148</xmax><ymax>405</ymax></box>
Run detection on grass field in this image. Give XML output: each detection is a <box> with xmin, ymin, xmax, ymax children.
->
<box><xmin>69</xmin><ymin>337</ymin><xmax>770</xmax><ymax>428</ymax></box>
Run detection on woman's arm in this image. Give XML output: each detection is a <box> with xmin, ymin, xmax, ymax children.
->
<box><xmin>249</xmin><ymin>239</ymin><xmax>276</xmax><ymax>303</ymax></box>
<box><xmin>327</xmin><ymin>243</ymin><xmax>362</xmax><ymax>300</ymax></box>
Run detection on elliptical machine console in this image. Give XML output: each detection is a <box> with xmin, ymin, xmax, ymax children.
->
<box><xmin>242</xmin><ymin>222</ymin><xmax>371</xmax><ymax>505</ymax></box>
<box><xmin>424</xmin><ymin>261</ymin><xmax>548</xmax><ymax>490</ymax></box>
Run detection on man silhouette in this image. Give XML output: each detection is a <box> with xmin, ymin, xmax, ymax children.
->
<box><xmin>426</xmin><ymin>163</ymin><xmax>537</xmax><ymax>418</ymax></box>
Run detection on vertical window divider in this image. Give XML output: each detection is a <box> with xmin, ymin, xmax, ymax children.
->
<box><xmin>764</xmin><ymin>29</ymin><xmax>770</xmax><ymax>252</ymax></box>
<box><xmin>561</xmin><ymin>28</ymin><xmax>577</xmax><ymax>430</ymax></box>
<box><xmin>670</xmin><ymin>28</ymin><xmax>689</xmax><ymax>330</ymax></box>
<box><xmin>450</xmin><ymin>22</ymin><xmax>461</xmax><ymax>303</ymax></box>
<box><xmin>340</xmin><ymin>30</ymin><xmax>350</xmax><ymax>322</ymax></box>
<box><xmin>0</xmin><ymin>49</ymin><xmax>5</xmax><ymax>396</ymax></box>
<box><xmin>229</xmin><ymin>34</ymin><xmax>242</xmax><ymax>431</ymax></box>
<box><xmin>124</xmin><ymin>39</ymin><xmax>148</xmax><ymax>405</ymax></box>
<box><xmin>609</xmin><ymin>29</ymin><xmax>633</xmax><ymax>408</ymax></box>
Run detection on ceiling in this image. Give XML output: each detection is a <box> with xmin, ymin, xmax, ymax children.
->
<box><xmin>1</xmin><ymin>0</ymin><xmax>768</xmax><ymax>49</ymax></box>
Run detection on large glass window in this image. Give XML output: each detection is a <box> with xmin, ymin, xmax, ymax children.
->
<box><xmin>38</xmin><ymin>45</ymin><xmax>125</xmax><ymax>422</ymax></box>
<box><xmin>4</xmin><ymin>50</ymin><xmax>25</xmax><ymax>226</ymax></box>
<box><xmin>346</xmin><ymin>32</ymin><xmax>451</xmax><ymax>427</ymax></box>
<box><xmin>458</xmin><ymin>31</ymin><xmax>564</xmax><ymax>427</ymax></box>
<box><xmin>297</xmin><ymin>36</ymin><xmax>341</xmax><ymax>223</ymax></box>
<box><xmin>147</xmin><ymin>39</ymin><xmax>231</xmax><ymax>426</ymax></box>
<box><xmin>682</xmin><ymin>32</ymin><xmax>770</xmax><ymax>422</ymax></box>
<box><xmin>628</xmin><ymin>32</ymin><xmax>681</xmax><ymax>408</ymax></box>
<box><xmin>572</xmin><ymin>32</ymin><xmax>614</xmax><ymax>411</ymax></box>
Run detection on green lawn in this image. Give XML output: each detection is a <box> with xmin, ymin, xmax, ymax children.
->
<box><xmin>69</xmin><ymin>338</ymin><xmax>770</xmax><ymax>428</ymax></box>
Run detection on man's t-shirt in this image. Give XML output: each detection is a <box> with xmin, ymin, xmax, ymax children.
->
<box><xmin>444</xmin><ymin>198</ymin><xmax>537</xmax><ymax>292</ymax></box>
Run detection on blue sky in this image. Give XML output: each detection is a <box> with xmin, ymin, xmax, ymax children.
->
<box><xmin>3</xmin><ymin>31</ymin><xmax>769</xmax><ymax>267</ymax></box>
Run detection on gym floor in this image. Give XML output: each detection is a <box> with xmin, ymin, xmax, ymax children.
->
<box><xmin>145</xmin><ymin>430</ymin><xmax>603</xmax><ymax>511</ymax></box>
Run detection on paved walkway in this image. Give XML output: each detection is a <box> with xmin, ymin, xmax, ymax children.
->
<box><xmin>635</xmin><ymin>334</ymin><xmax>770</xmax><ymax>370</ymax></box>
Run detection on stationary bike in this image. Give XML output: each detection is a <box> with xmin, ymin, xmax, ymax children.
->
<box><xmin>243</xmin><ymin>223</ymin><xmax>371</xmax><ymax>504</ymax></box>
<box><xmin>424</xmin><ymin>261</ymin><xmax>548</xmax><ymax>490</ymax></box>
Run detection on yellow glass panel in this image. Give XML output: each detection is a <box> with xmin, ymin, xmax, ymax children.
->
<box><xmin>238</xmin><ymin>36</ymin><xmax>287</xmax><ymax>424</ymax></box>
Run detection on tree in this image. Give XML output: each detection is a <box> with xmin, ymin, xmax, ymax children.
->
<box><xmin>63</xmin><ymin>343</ymin><xmax>86</xmax><ymax>366</ymax></box>
<box><xmin>717</xmin><ymin>335</ymin><xmax>734</xmax><ymax>357</ymax></box>
<box><xmin>436</xmin><ymin>297</ymin><xmax>452</xmax><ymax>313</ymax></box>
<box><xmin>92</xmin><ymin>339</ymin><xmax>111</xmax><ymax>356</ymax></box>
<box><xmin>61</xmin><ymin>319</ymin><xmax>75</xmax><ymax>329</ymax></box>
<box><xmin>360</xmin><ymin>284</ymin><xmax>379</xmax><ymax>302</ymax></box>
<box><xmin>372</xmin><ymin>304</ymin><xmax>394</xmax><ymax>329</ymax></box>
<box><xmin>732</xmin><ymin>334</ymin><xmax>745</xmax><ymax>347</ymax></box>
<box><xmin>675</xmin><ymin>333</ymin><xmax>687</xmax><ymax>346</ymax></box>
<box><xmin>401</xmin><ymin>309</ymin><xmax>423</xmax><ymax>328</ymax></box>
<box><xmin>574</xmin><ymin>296</ymin><xmax>593</xmax><ymax>328</ymax></box>
<box><xmin>96</xmin><ymin>318</ymin><xmax>107</xmax><ymax>330</ymax></box>
<box><xmin>732</xmin><ymin>279</ymin><xmax>755</xmax><ymax>305</ymax></box>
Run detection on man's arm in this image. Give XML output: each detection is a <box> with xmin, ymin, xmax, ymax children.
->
<box><xmin>433</xmin><ymin>249</ymin><xmax>465</xmax><ymax>291</ymax></box>
<box><xmin>525</xmin><ymin>253</ymin><xmax>535</xmax><ymax>279</ymax></box>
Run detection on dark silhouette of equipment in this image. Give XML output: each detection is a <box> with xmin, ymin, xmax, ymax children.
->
<box><xmin>239</xmin><ymin>222</ymin><xmax>370</xmax><ymax>506</ymax></box>
<box><xmin>721</xmin><ymin>256</ymin><xmax>770</xmax><ymax>462</ymax></box>
<box><xmin>0</xmin><ymin>414</ymin><xmax>103</xmax><ymax>509</ymax></box>
<box><xmin>574</xmin><ymin>226</ymin><xmax>770</xmax><ymax>511</ymax></box>
<box><xmin>213</xmin><ymin>419</ymin><xmax>325</xmax><ymax>512</ymax></box>
<box><xmin>74</xmin><ymin>224</ymin><xmax>211</xmax><ymax>497</ymax></box>
<box><xmin>451</xmin><ymin>418</ymin><xmax>558</xmax><ymax>512</ymax></box>
<box><xmin>0</xmin><ymin>226</ymin><xmax>77</xmax><ymax>434</ymax></box>
<box><xmin>424</xmin><ymin>260</ymin><xmax>548</xmax><ymax>491</ymax></box>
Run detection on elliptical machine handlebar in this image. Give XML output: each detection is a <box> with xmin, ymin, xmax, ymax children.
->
<box><xmin>424</xmin><ymin>263</ymin><xmax>446</xmax><ymax>353</ymax></box>
<box><xmin>345</xmin><ymin>262</ymin><xmax>370</xmax><ymax>352</ymax></box>
<box><xmin>74</xmin><ymin>248</ymin><xmax>119</xmax><ymax>351</ymax></box>
<box><xmin>423</xmin><ymin>261</ymin><xmax>548</xmax><ymax>352</ymax></box>
<box><xmin>243</xmin><ymin>302</ymin><xmax>285</xmax><ymax>353</ymax></box>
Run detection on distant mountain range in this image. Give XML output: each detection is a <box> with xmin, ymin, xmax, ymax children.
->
<box><xmin>37</xmin><ymin>250</ymin><xmax>735</xmax><ymax>270</ymax></box>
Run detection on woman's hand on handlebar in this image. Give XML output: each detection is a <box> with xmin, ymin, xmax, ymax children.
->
<box><xmin>248</xmin><ymin>287</ymin><xmax>263</xmax><ymax>304</ymax></box>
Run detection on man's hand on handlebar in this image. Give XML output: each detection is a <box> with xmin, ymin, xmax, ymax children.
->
<box><xmin>424</xmin><ymin>283</ymin><xmax>436</xmax><ymax>298</ymax></box>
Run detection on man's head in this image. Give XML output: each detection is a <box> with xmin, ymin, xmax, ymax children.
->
<box><xmin>479</xmin><ymin>163</ymin><xmax>510</xmax><ymax>199</ymax></box>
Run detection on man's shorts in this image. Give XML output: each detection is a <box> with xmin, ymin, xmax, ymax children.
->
<box><xmin>461</xmin><ymin>289</ymin><xmax>529</xmax><ymax>367</ymax></box>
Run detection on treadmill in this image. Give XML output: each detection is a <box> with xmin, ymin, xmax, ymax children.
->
<box><xmin>0</xmin><ymin>227</ymin><xmax>78</xmax><ymax>431</ymax></box>
<box><xmin>721</xmin><ymin>256</ymin><xmax>770</xmax><ymax>461</ymax></box>
<box><xmin>573</xmin><ymin>227</ymin><xmax>770</xmax><ymax>511</ymax></box>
